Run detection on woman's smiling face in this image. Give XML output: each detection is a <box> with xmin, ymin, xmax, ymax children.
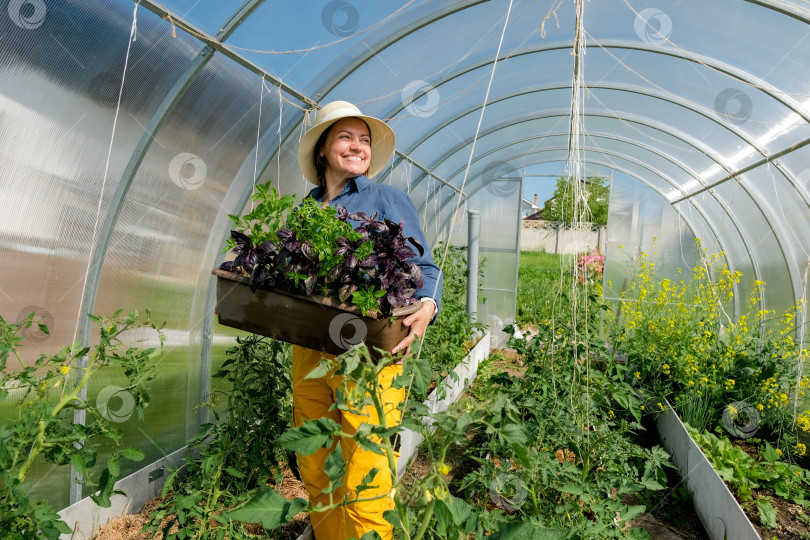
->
<box><xmin>322</xmin><ymin>117</ymin><xmax>371</xmax><ymax>181</ymax></box>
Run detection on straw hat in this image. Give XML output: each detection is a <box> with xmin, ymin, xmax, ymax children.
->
<box><xmin>298</xmin><ymin>101</ymin><xmax>396</xmax><ymax>184</ymax></box>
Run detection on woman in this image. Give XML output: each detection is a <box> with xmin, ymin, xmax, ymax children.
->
<box><xmin>293</xmin><ymin>101</ymin><xmax>442</xmax><ymax>539</ymax></box>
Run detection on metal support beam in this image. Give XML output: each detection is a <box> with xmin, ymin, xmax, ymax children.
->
<box><xmin>136</xmin><ymin>0</ymin><xmax>317</xmax><ymax>109</ymax></box>
<box><xmin>70</xmin><ymin>0</ymin><xmax>264</xmax><ymax>505</ymax></box>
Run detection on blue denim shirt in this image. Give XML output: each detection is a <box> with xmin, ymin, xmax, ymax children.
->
<box><xmin>307</xmin><ymin>175</ymin><xmax>443</xmax><ymax>315</ymax></box>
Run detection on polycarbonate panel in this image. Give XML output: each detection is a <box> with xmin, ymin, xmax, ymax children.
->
<box><xmin>0</xmin><ymin>0</ymin><xmax>204</xmax><ymax>508</ymax></box>
<box><xmin>319</xmin><ymin>1</ymin><xmax>567</xmax><ymax>112</ymax></box>
<box><xmin>591</xmin><ymin>0</ymin><xmax>810</xmax><ymax>117</ymax></box>
<box><xmin>580</xmin><ymin>49</ymin><xmax>810</xmax><ymax>158</ymax></box>
<box><xmin>583</xmin><ymin>78</ymin><xmax>759</xmax><ymax>168</ymax></box>
<box><xmin>153</xmin><ymin>0</ymin><xmax>239</xmax><ymax>36</ymax></box>
<box><xmin>604</xmin><ymin>173</ymin><xmax>698</xmax><ymax>301</ymax></box>
<box><xmin>230</xmin><ymin>1</ymin><xmax>472</xmax><ymax>97</ymax></box>
<box><xmin>709</xmin><ymin>180</ymin><xmax>796</xmax><ymax>315</ymax></box>
<box><xmin>86</xmin><ymin>48</ymin><xmax>283</xmax><ymax>495</ymax></box>
<box><xmin>389</xmin><ymin>69</ymin><xmax>574</xmax><ymax>154</ymax></box>
<box><xmin>675</xmin><ymin>197</ymin><xmax>756</xmax><ymax>317</ymax></box>
<box><xmin>778</xmin><ymin>145</ymin><xmax>810</xmax><ymax>200</ymax></box>
<box><xmin>741</xmin><ymin>164</ymin><xmax>810</xmax><ymax>273</ymax></box>
<box><xmin>581</xmin><ymin>113</ymin><xmax>722</xmax><ymax>181</ymax></box>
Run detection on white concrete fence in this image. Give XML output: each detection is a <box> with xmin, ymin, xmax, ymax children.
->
<box><xmin>520</xmin><ymin>220</ymin><xmax>606</xmax><ymax>254</ymax></box>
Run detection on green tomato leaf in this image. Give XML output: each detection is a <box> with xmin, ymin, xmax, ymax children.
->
<box><xmin>222</xmin><ymin>488</ymin><xmax>307</xmax><ymax>529</ymax></box>
<box><xmin>274</xmin><ymin>417</ymin><xmax>341</xmax><ymax>456</ymax></box>
<box><xmin>620</xmin><ymin>505</ymin><xmax>646</xmax><ymax>523</ymax></box>
<box><xmin>323</xmin><ymin>444</ymin><xmax>345</xmax><ymax>494</ymax></box>
<box><xmin>122</xmin><ymin>446</ymin><xmax>145</xmax><ymax>462</ymax></box>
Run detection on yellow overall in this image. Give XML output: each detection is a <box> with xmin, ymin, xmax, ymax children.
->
<box><xmin>291</xmin><ymin>345</ymin><xmax>405</xmax><ymax>540</ymax></box>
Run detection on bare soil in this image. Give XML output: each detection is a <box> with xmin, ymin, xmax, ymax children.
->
<box><xmin>746</xmin><ymin>489</ymin><xmax>810</xmax><ymax>540</ymax></box>
<box><xmin>91</xmin><ymin>468</ymin><xmax>310</xmax><ymax>540</ymax></box>
<box><xmin>728</xmin><ymin>439</ymin><xmax>810</xmax><ymax>540</ymax></box>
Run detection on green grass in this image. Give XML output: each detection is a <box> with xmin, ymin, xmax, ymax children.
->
<box><xmin>516</xmin><ymin>250</ymin><xmax>575</xmax><ymax>327</ymax></box>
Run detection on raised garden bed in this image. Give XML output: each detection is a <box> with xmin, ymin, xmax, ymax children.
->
<box><xmin>656</xmin><ymin>398</ymin><xmax>761</xmax><ymax>540</ymax></box>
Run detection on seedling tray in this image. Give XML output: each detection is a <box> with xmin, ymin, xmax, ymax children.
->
<box><xmin>212</xmin><ymin>268</ymin><xmax>422</xmax><ymax>357</ymax></box>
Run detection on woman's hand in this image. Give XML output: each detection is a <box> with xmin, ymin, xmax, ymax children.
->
<box><xmin>391</xmin><ymin>300</ymin><xmax>436</xmax><ymax>359</ymax></box>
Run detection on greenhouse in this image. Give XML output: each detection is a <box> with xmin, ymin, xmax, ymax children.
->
<box><xmin>2</xmin><ymin>0</ymin><xmax>810</xmax><ymax>538</ymax></box>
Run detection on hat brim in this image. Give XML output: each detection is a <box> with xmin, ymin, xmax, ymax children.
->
<box><xmin>298</xmin><ymin>112</ymin><xmax>395</xmax><ymax>184</ymax></box>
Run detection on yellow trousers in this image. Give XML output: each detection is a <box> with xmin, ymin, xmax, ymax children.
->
<box><xmin>292</xmin><ymin>345</ymin><xmax>404</xmax><ymax>540</ymax></box>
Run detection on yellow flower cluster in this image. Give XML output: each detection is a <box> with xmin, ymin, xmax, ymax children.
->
<box><xmin>795</xmin><ymin>443</ymin><xmax>807</xmax><ymax>456</ymax></box>
<box><xmin>797</xmin><ymin>412</ymin><xmax>810</xmax><ymax>433</ymax></box>
<box><xmin>620</xmin><ymin>241</ymin><xmax>810</xmax><ymax>440</ymax></box>
<box><xmin>759</xmin><ymin>377</ymin><xmax>789</xmax><ymax>409</ymax></box>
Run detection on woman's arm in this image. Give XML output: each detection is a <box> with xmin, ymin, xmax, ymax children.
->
<box><xmin>380</xmin><ymin>187</ymin><xmax>444</xmax><ymax>355</ymax></box>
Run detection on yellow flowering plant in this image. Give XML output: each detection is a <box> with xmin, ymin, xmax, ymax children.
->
<box><xmin>609</xmin><ymin>240</ymin><xmax>809</xmax><ymax>458</ymax></box>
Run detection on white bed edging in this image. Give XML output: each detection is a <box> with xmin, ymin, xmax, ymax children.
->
<box><xmin>655</xmin><ymin>398</ymin><xmax>761</xmax><ymax>540</ymax></box>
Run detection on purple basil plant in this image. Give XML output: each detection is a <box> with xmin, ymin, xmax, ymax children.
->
<box><xmin>220</xmin><ymin>201</ymin><xmax>424</xmax><ymax>317</ymax></box>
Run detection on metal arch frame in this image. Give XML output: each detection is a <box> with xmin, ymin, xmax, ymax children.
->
<box><xmin>743</xmin><ymin>0</ymin><xmax>810</xmax><ymax>24</ymax></box>
<box><xmin>429</xmin><ymin>143</ymin><xmax>757</xmax><ymax>308</ymax></box>
<box><xmin>357</xmin><ymin>34</ymin><xmax>810</xmax><ymax>215</ymax></box>
<box><xmin>387</xmin><ymin>82</ymin><xmax>753</xmax><ymax>179</ymax></box>
<box><xmin>427</xmin><ymin>131</ymin><xmax>792</xmax><ymax>309</ymax></box>
<box><xmin>374</xmin><ymin>40</ymin><xmax>810</xmax><ymax>123</ymax></box>
<box><xmin>306</xmin><ymin>0</ymin><xmax>491</xmax><ymax>100</ymax></box>
<box><xmin>428</xmin><ymin>149</ymin><xmax>739</xmax><ymax>296</ymax></box>
<box><xmin>314</xmin><ymin>0</ymin><xmax>810</xmax><ymax>117</ymax></box>
<box><xmin>376</xmin><ymin>68</ymin><xmax>810</xmax><ymax>211</ymax></box>
<box><xmin>413</xmin><ymin>107</ymin><xmax>800</xmax><ymax>307</ymax></box>
<box><xmin>71</xmin><ymin>0</ymin><xmax>266</xmax><ymax>505</ymax></box>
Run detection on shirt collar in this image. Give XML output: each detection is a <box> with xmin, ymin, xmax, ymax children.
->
<box><xmin>309</xmin><ymin>175</ymin><xmax>371</xmax><ymax>201</ymax></box>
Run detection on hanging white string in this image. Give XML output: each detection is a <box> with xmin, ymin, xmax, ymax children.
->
<box><xmin>277</xmin><ymin>84</ymin><xmax>283</xmax><ymax>192</ymax></box>
<box><xmin>794</xmin><ymin>260</ymin><xmax>809</xmax><ymax>427</ymax></box>
<box><xmin>391</xmin><ymin>0</ymin><xmax>515</xmax><ymax>446</ymax></box>
<box><xmin>72</xmin><ymin>1</ymin><xmax>138</xmax><ymax>345</ymax></box>
<box><xmin>299</xmin><ymin>109</ymin><xmax>314</xmax><ymax>186</ymax></box>
<box><xmin>562</xmin><ymin>0</ymin><xmax>590</xmax><ymax>439</ymax></box>
<box><xmin>252</xmin><ymin>75</ymin><xmax>265</xmax><ymax>212</ymax></box>
<box><xmin>414</xmin><ymin>0</ymin><xmax>514</xmax><ymax>365</ymax></box>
